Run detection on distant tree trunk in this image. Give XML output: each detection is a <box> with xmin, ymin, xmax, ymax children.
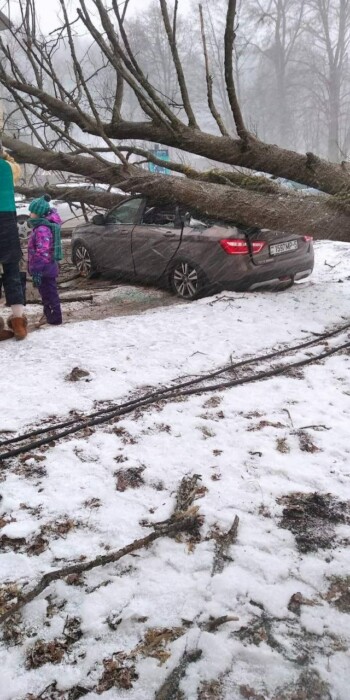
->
<box><xmin>327</xmin><ymin>68</ymin><xmax>341</xmax><ymax>162</ymax></box>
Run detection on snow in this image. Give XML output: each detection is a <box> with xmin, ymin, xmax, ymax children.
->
<box><xmin>1</xmin><ymin>521</ymin><xmax>39</xmax><ymax>539</ymax></box>
<box><xmin>0</xmin><ymin>240</ymin><xmax>349</xmax><ymax>699</ymax></box>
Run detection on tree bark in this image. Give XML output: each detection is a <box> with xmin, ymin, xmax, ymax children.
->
<box><xmin>6</xmin><ymin>135</ymin><xmax>350</xmax><ymax>241</ymax></box>
<box><xmin>3</xmin><ymin>74</ymin><xmax>350</xmax><ymax>197</ymax></box>
<box><xmin>16</xmin><ymin>185</ymin><xmax>125</xmax><ymax>210</ymax></box>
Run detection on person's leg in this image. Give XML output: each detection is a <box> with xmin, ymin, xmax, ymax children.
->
<box><xmin>39</xmin><ymin>277</ymin><xmax>62</xmax><ymax>325</ymax></box>
<box><xmin>37</xmin><ymin>277</ymin><xmax>50</xmax><ymax>323</ymax></box>
<box><xmin>2</xmin><ymin>261</ymin><xmax>24</xmax><ymax>309</ymax></box>
<box><xmin>20</xmin><ymin>272</ymin><xmax>27</xmax><ymax>306</ymax></box>
<box><xmin>0</xmin><ymin>316</ymin><xmax>14</xmax><ymax>341</ymax></box>
<box><xmin>2</xmin><ymin>262</ymin><xmax>27</xmax><ymax>339</ymax></box>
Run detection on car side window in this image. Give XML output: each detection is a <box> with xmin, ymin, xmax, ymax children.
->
<box><xmin>142</xmin><ymin>205</ymin><xmax>177</xmax><ymax>227</ymax></box>
<box><xmin>106</xmin><ymin>198</ymin><xmax>143</xmax><ymax>224</ymax></box>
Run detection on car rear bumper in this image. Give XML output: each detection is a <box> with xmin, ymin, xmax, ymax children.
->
<box><xmin>247</xmin><ymin>268</ymin><xmax>313</xmax><ymax>290</ymax></box>
<box><xmin>213</xmin><ymin>253</ymin><xmax>314</xmax><ymax>291</ymax></box>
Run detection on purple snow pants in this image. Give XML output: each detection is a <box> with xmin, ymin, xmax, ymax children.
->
<box><xmin>38</xmin><ymin>277</ymin><xmax>62</xmax><ymax>325</ymax></box>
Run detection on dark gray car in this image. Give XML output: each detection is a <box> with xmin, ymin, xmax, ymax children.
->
<box><xmin>71</xmin><ymin>197</ymin><xmax>314</xmax><ymax>300</ymax></box>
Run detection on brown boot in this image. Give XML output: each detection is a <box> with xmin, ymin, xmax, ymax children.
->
<box><xmin>7</xmin><ymin>315</ymin><xmax>28</xmax><ymax>340</ymax></box>
<box><xmin>0</xmin><ymin>317</ymin><xmax>14</xmax><ymax>341</ymax></box>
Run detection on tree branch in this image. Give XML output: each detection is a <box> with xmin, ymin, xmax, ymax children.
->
<box><xmin>159</xmin><ymin>0</ymin><xmax>198</xmax><ymax>128</ymax></box>
<box><xmin>117</xmin><ymin>145</ymin><xmax>281</xmax><ymax>191</ymax></box>
<box><xmin>224</xmin><ymin>0</ymin><xmax>250</xmax><ymax>140</ymax></box>
<box><xmin>58</xmin><ymin>0</ymin><xmax>128</xmax><ymax>166</ymax></box>
<box><xmin>16</xmin><ymin>185</ymin><xmax>125</xmax><ymax>210</ymax></box>
<box><xmin>199</xmin><ymin>4</ymin><xmax>230</xmax><ymax>137</ymax></box>
<box><xmin>0</xmin><ymin>513</ymin><xmax>200</xmax><ymax>625</ymax></box>
<box><xmin>86</xmin><ymin>0</ymin><xmax>180</xmax><ymax>129</ymax></box>
<box><xmin>4</xmin><ymin>134</ymin><xmax>350</xmax><ymax>242</ymax></box>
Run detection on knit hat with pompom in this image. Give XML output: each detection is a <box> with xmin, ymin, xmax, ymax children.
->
<box><xmin>29</xmin><ymin>194</ymin><xmax>51</xmax><ymax>217</ymax></box>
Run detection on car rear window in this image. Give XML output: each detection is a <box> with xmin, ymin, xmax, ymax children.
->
<box><xmin>189</xmin><ymin>210</ymin><xmax>260</xmax><ymax>234</ymax></box>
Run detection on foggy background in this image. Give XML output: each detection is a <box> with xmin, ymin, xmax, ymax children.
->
<box><xmin>2</xmin><ymin>0</ymin><xmax>349</xmax><ymax>168</ymax></box>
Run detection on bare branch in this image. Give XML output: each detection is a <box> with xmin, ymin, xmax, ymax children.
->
<box><xmin>0</xmin><ymin>513</ymin><xmax>200</xmax><ymax>625</ymax></box>
<box><xmin>116</xmin><ymin>145</ymin><xmax>280</xmax><ymax>191</ymax></box>
<box><xmin>110</xmin><ymin>0</ymin><xmax>131</xmax><ymax>123</ymax></box>
<box><xmin>172</xmin><ymin>0</ymin><xmax>179</xmax><ymax>41</ymax></box>
<box><xmin>224</xmin><ymin>0</ymin><xmax>250</xmax><ymax>140</ymax></box>
<box><xmin>159</xmin><ymin>0</ymin><xmax>198</xmax><ymax>128</ymax></box>
<box><xmin>87</xmin><ymin>0</ymin><xmax>181</xmax><ymax>128</ymax></box>
<box><xmin>58</xmin><ymin>0</ymin><xmax>128</xmax><ymax>165</ymax></box>
<box><xmin>199</xmin><ymin>4</ymin><xmax>230</xmax><ymax>137</ymax></box>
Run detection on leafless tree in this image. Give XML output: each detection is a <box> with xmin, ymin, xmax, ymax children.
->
<box><xmin>304</xmin><ymin>0</ymin><xmax>350</xmax><ymax>162</ymax></box>
<box><xmin>245</xmin><ymin>0</ymin><xmax>307</xmax><ymax>147</ymax></box>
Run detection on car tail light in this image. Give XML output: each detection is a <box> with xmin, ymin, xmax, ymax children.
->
<box><xmin>303</xmin><ymin>236</ymin><xmax>313</xmax><ymax>242</ymax></box>
<box><xmin>251</xmin><ymin>241</ymin><xmax>266</xmax><ymax>253</ymax></box>
<box><xmin>220</xmin><ymin>238</ymin><xmax>266</xmax><ymax>255</ymax></box>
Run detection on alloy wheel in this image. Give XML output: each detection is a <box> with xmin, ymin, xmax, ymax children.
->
<box><xmin>173</xmin><ymin>262</ymin><xmax>199</xmax><ymax>299</ymax></box>
<box><xmin>74</xmin><ymin>244</ymin><xmax>93</xmax><ymax>276</ymax></box>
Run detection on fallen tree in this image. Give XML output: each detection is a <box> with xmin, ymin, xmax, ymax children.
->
<box><xmin>1</xmin><ymin>0</ymin><xmax>350</xmax><ymax>240</ymax></box>
<box><xmin>16</xmin><ymin>183</ymin><xmax>125</xmax><ymax>211</ymax></box>
<box><xmin>7</xmin><ymin>137</ymin><xmax>350</xmax><ymax>240</ymax></box>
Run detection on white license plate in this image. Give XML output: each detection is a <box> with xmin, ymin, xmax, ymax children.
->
<box><xmin>270</xmin><ymin>240</ymin><xmax>298</xmax><ymax>256</ymax></box>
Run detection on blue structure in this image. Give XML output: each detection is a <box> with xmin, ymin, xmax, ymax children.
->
<box><xmin>148</xmin><ymin>148</ymin><xmax>170</xmax><ymax>175</ymax></box>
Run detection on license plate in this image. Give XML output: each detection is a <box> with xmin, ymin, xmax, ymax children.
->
<box><xmin>269</xmin><ymin>240</ymin><xmax>298</xmax><ymax>256</ymax></box>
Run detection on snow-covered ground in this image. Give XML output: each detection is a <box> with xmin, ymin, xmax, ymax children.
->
<box><xmin>0</xmin><ymin>241</ymin><xmax>349</xmax><ymax>699</ymax></box>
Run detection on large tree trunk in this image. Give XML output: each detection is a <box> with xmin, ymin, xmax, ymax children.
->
<box><xmin>6</xmin><ymin>135</ymin><xmax>350</xmax><ymax>242</ymax></box>
<box><xmin>3</xmin><ymin>101</ymin><xmax>350</xmax><ymax>198</ymax></box>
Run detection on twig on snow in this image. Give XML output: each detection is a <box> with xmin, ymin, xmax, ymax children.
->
<box><xmin>212</xmin><ymin>515</ymin><xmax>239</xmax><ymax>575</ymax></box>
<box><xmin>294</xmin><ymin>424</ymin><xmax>331</xmax><ymax>432</ymax></box>
<box><xmin>0</xmin><ymin>513</ymin><xmax>200</xmax><ymax>625</ymax></box>
<box><xmin>174</xmin><ymin>474</ymin><xmax>204</xmax><ymax>515</ymax></box>
<box><xmin>155</xmin><ymin>648</ymin><xmax>202</xmax><ymax>700</ymax></box>
<box><xmin>282</xmin><ymin>408</ymin><xmax>294</xmax><ymax>428</ymax></box>
<box><xmin>29</xmin><ymin>294</ymin><xmax>94</xmax><ymax>304</ymax></box>
<box><xmin>201</xmin><ymin>614</ymin><xmax>239</xmax><ymax>632</ymax></box>
<box><xmin>324</xmin><ymin>260</ymin><xmax>341</xmax><ymax>269</ymax></box>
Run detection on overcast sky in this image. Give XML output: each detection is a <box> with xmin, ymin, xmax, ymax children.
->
<box><xmin>4</xmin><ymin>0</ymin><xmax>153</xmax><ymax>32</ymax></box>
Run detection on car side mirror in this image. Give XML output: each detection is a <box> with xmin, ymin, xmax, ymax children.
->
<box><xmin>92</xmin><ymin>213</ymin><xmax>105</xmax><ymax>225</ymax></box>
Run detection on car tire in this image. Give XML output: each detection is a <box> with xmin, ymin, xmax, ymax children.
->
<box><xmin>169</xmin><ymin>258</ymin><xmax>209</xmax><ymax>300</ymax></box>
<box><xmin>17</xmin><ymin>215</ymin><xmax>29</xmax><ymax>240</ymax></box>
<box><xmin>72</xmin><ymin>242</ymin><xmax>97</xmax><ymax>277</ymax></box>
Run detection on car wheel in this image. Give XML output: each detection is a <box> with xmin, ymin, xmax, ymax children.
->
<box><xmin>72</xmin><ymin>242</ymin><xmax>97</xmax><ymax>277</ymax></box>
<box><xmin>17</xmin><ymin>215</ymin><xmax>29</xmax><ymax>240</ymax></box>
<box><xmin>170</xmin><ymin>259</ymin><xmax>208</xmax><ymax>300</ymax></box>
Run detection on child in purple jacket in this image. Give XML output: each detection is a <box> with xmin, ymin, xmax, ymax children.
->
<box><xmin>28</xmin><ymin>195</ymin><xmax>63</xmax><ymax>326</ymax></box>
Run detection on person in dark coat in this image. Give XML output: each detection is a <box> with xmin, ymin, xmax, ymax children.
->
<box><xmin>0</xmin><ymin>147</ymin><xmax>27</xmax><ymax>340</ymax></box>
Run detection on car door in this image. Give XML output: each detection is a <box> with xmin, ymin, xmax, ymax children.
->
<box><xmin>94</xmin><ymin>198</ymin><xmax>144</xmax><ymax>273</ymax></box>
<box><xmin>131</xmin><ymin>204</ymin><xmax>182</xmax><ymax>281</ymax></box>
